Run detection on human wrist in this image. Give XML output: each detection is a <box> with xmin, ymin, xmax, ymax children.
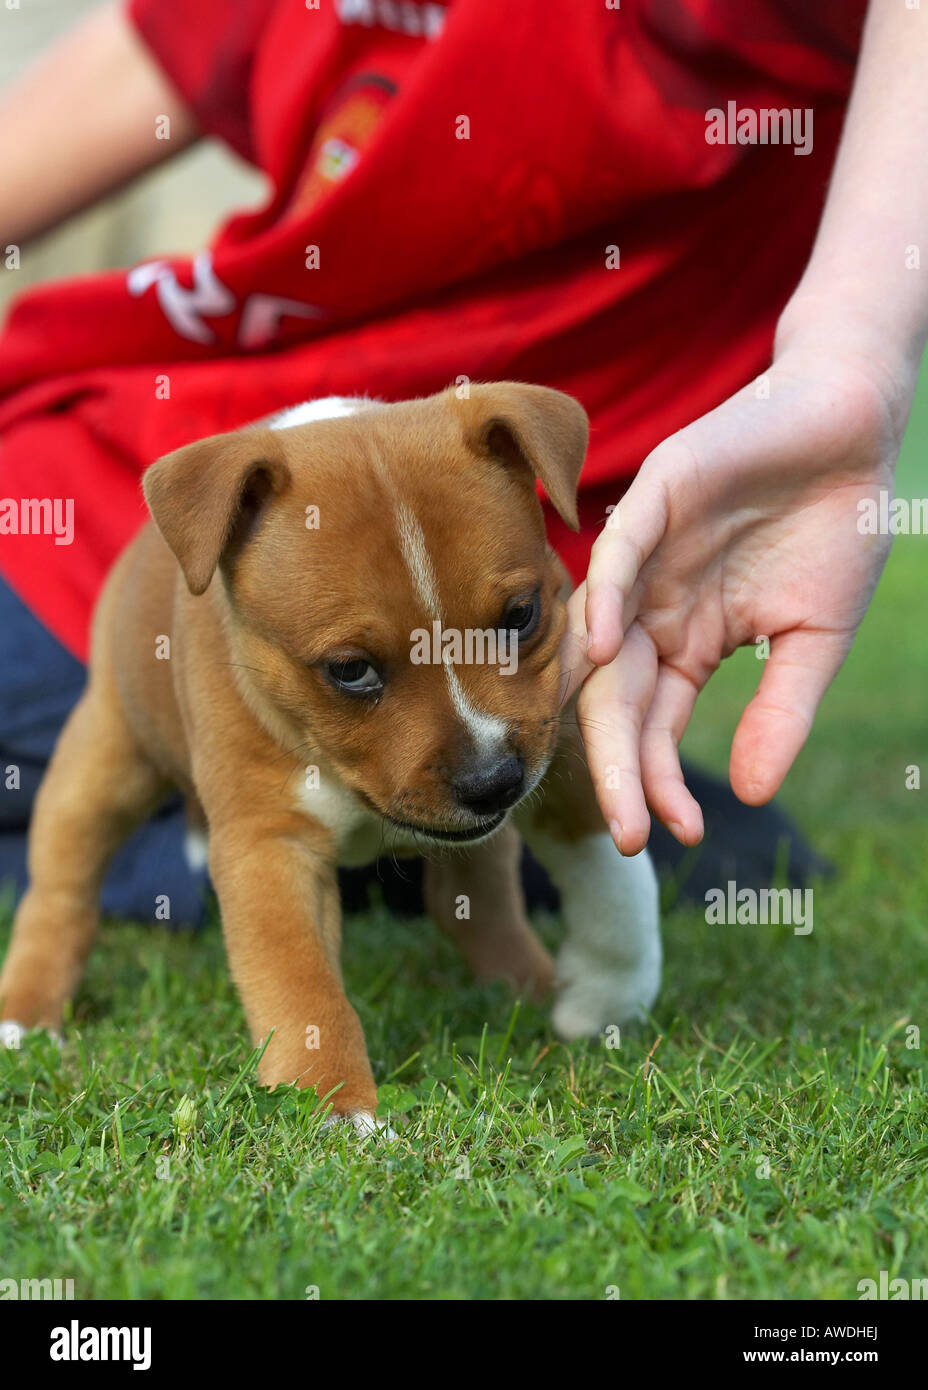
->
<box><xmin>774</xmin><ymin>284</ymin><xmax>923</xmax><ymax>448</ymax></box>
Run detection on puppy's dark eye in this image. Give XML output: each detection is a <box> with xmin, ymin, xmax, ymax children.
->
<box><xmin>501</xmin><ymin>590</ymin><xmax>541</xmax><ymax>642</ymax></box>
<box><xmin>326</xmin><ymin>658</ymin><xmax>382</xmax><ymax>695</ymax></box>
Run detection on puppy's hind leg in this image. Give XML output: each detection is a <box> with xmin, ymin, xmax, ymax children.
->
<box><xmin>423</xmin><ymin>821</ymin><xmax>554</xmax><ymax>1001</ymax></box>
<box><xmin>0</xmin><ymin>677</ymin><xmax>167</xmax><ymax>1039</ymax></box>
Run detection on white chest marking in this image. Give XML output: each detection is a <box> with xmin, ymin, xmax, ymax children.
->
<box><xmin>295</xmin><ymin>770</ymin><xmax>423</xmax><ymax>867</ymax></box>
<box><xmin>183</xmin><ymin>828</ymin><xmax>209</xmax><ymax>872</ymax></box>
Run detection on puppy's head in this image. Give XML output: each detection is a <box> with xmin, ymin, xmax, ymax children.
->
<box><xmin>143</xmin><ymin>383</ymin><xmax>587</xmax><ymax>844</ymax></box>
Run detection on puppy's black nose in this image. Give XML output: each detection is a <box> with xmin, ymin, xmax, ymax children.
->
<box><xmin>453</xmin><ymin>755</ymin><xmax>525</xmax><ymax>816</ymax></box>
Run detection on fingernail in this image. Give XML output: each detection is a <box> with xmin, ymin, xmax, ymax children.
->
<box><xmin>609</xmin><ymin>818</ymin><xmax>623</xmax><ymax>851</ymax></box>
<box><xmin>587</xmin><ymin>629</ymin><xmax>595</xmax><ymax>653</ymax></box>
<box><xmin>669</xmin><ymin>821</ymin><xmax>685</xmax><ymax>843</ymax></box>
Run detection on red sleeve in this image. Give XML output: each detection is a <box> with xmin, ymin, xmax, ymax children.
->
<box><xmin>126</xmin><ymin>0</ymin><xmax>276</xmax><ymax>163</ymax></box>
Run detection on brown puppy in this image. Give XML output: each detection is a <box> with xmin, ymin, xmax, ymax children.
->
<box><xmin>0</xmin><ymin>385</ymin><xmax>660</xmax><ymax>1132</ymax></box>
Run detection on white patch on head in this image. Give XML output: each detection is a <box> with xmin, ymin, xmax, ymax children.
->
<box><xmin>269</xmin><ymin>396</ymin><xmax>368</xmax><ymax>430</ymax></box>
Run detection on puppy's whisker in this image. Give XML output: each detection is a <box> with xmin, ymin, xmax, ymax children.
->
<box><xmin>268</xmin><ymin>737</ymin><xmax>320</xmax><ymax>768</ymax></box>
<box><xmin>558</xmin><ymin>668</ymin><xmax>580</xmax><ymax>708</ymax></box>
<box><xmin>573</xmin><ymin>717</ymin><xmax>617</xmax><ymax>736</ymax></box>
<box><xmin>223</xmin><ymin>662</ymin><xmax>274</xmax><ymax>679</ymax></box>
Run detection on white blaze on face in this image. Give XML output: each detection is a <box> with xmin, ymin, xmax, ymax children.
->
<box><xmin>393</xmin><ymin>500</ymin><xmax>509</xmax><ymax>754</ymax></box>
<box><xmin>443</xmin><ymin>660</ymin><xmax>509</xmax><ymax>754</ymax></box>
<box><xmin>395</xmin><ymin>501</ymin><xmax>443</xmax><ymax>618</ymax></box>
<box><xmin>268</xmin><ymin>397</ymin><xmax>511</xmax><ymax>755</ymax></box>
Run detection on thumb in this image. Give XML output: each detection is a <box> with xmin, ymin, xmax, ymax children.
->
<box><xmin>585</xmin><ymin>458</ymin><xmax>670</xmax><ymax>665</ymax></box>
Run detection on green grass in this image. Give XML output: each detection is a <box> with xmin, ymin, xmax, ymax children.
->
<box><xmin>2</xmin><ymin>419</ymin><xmax>927</xmax><ymax>1302</ymax></box>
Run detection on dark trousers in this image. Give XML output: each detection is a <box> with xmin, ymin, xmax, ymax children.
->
<box><xmin>0</xmin><ymin>575</ymin><xmax>207</xmax><ymax>925</ymax></box>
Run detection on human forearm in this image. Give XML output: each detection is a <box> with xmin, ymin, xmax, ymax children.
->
<box><xmin>0</xmin><ymin>1</ymin><xmax>201</xmax><ymax>247</ymax></box>
<box><xmin>777</xmin><ymin>0</ymin><xmax>928</xmax><ymax>390</ymax></box>
<box><xmin>568</xmin><ymin>0</ymin><xmax>928</xmax><ymax>848</ymax></box>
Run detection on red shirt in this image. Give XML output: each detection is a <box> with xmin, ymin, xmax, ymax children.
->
<box><xmin>0</xmin><ymin>0</ymin><xmax>867</xmax><ymax>659</ymax></box>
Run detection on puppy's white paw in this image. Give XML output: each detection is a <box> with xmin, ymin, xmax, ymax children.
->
<box><xmin>350</xmin><ymin>1110</ymin><xmax>397</xmax><ymax>1140</ymax></box>
<box><xmin>552</xmin><ymin>946</ymin><xmax>661</xmax><ymax>1039</ymax></box>
<box><xmin>0</xmin><ymin>1020</ymin><xmax>25</xmax><ymax>1050</ymax></box>
<box><xmin>524</xmin><ymin>828</ymin><xmax>662</xmax><ymax>1042</ymax></box>
<box><xmin>321</xmin><ymin>1110</ymin><xmax>397</xmax><ymax>1140</ymax></box>
<box><xmin>0</xmin><ymin>1020</ymin><xmax>64</xmax><ymax>1051</ymax></box>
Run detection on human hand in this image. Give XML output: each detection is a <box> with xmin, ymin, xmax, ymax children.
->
<box><xmin>561</xmin><ymin>339</ymin><xmax>918</xmax><ymax>856</ymax></box>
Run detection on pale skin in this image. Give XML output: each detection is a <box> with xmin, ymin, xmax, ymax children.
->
<box><xmin>561</xmin><ymin>0</ymin><xmax>928</xmax><ymax>855</ymax></box>
<box><xmin>2</xmin><ymin>2</ymin><xmax>925</xmax><ymax>859</ymax></box>
<box><xmin>0</xmin><ymin>2</ymin><xmax>199</xmax><ymax>247</ymax></box>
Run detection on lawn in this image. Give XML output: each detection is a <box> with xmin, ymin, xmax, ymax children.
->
<box><xmin>1</xmin><ymin>404</ymin><xmax>926</xmax><ymax>1302</ymax></box>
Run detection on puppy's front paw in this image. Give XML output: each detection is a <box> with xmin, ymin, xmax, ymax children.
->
<box><xmin>0</xmin><ymin>1020</ymin><xmax>25</xmax><ymax>1050</ymax></box>
<box><xmin>0</xmin><ymin>1020</ymin><xmax>64</xmax><ymax>1051</ymax></box>
<box><xmin>551</xmin><ymin>945</ymin><xmax>660</xmax><ymax>1039</ymax></box>
<box><xmin>321</xmin><ymin>1110</ymin><xmax>397</xmax><ymax>1141</ymax></box>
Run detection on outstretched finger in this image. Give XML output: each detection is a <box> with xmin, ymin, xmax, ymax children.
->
<box><xmin>640</xmin><ymin>664</ymin><xmax>705</xmax><ymax>845</ymax></box>
<box><xmin>730</xmin><ymin>628</ymin><xmax>851</xmax><ymax>805</ymax></box>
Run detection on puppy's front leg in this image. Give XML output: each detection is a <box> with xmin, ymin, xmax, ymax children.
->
<box><xmin>518</xmin><ymin>728</ymin><xmax>661</xmax><ymax>1038</ymax></box>
<box><xmin>208</xmin><ymin>815</ymin><xmax>377</xmax><ymax>1118</ymax></box>
<box><xmin>423</xmin><ymin>821</ymin><xmax>553</xmax><ymax>1000</ymax></box>
<box><xmin>527</xmin><ymin>827</ymin><xmax>661</xmax><ymax>1038</ymax></box>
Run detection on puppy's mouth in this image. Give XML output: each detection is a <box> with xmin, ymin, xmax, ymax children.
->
<box><xmin>384</xmin><ymin>811</ymin><xmax>506</xmax><ymax>844</ymax></box>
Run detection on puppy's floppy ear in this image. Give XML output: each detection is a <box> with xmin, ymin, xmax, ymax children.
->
<box><xmin>142</xmin><ymin>426</ymin><xmax>290</xmax><ymax>596</ymax></box>
<box><xmin>460</xmin><ymin>382</ymin><xmax>588</xmax><ymax>531</ymax></box>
